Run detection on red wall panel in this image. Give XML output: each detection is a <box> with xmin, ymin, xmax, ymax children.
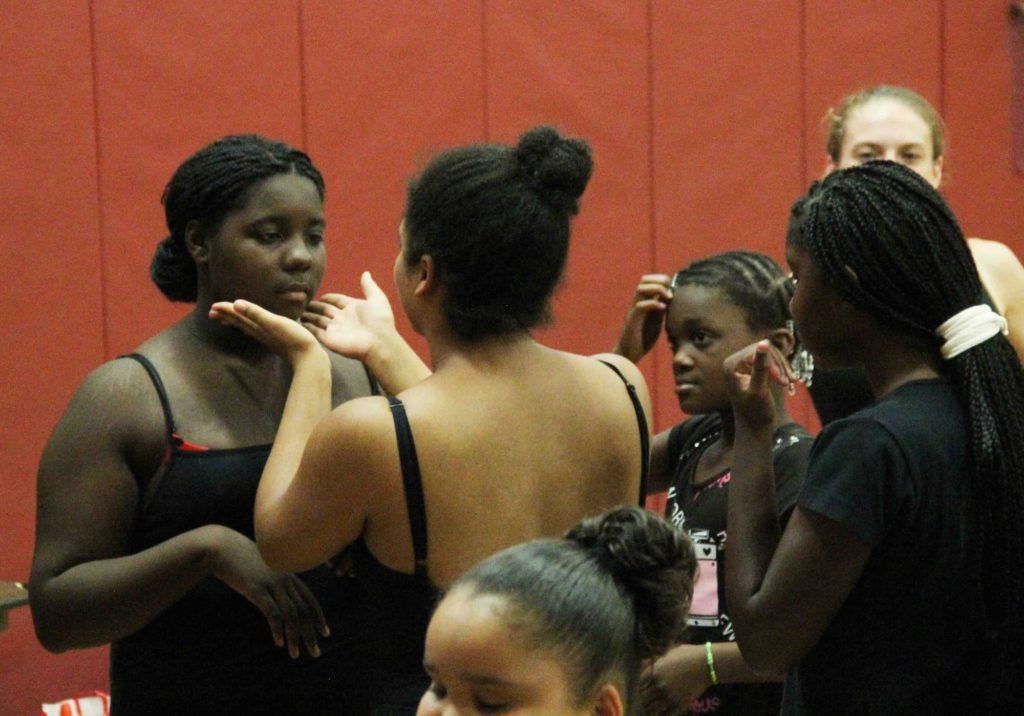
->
<box><xmin>943</xmin><ymin>0</ymin><xmax>1024</xmax><ymax>255</ymax></box>
<box><xmin>0</xmin><ymin>3</ymin><xmax>108</xmax><ymax>711</ymax></box>
<box><xmin>302</xmin><ymin>0</ymin><xmax>487</xmax><ymax>360</ymax></box>
<box><xmin>651</xmin><ymin>1</ymin><xmax>813</xmax><ymax>431</ymax></box>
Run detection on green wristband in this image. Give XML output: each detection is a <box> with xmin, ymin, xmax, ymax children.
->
<box><xmin>705</xmin><ymin>641</ymin><xmax>718</xmax><ymax>685</ymax></box>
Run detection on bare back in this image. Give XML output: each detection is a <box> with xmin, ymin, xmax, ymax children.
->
<box><xmin>361</xmin><ymin>343</ymin><xmax>649</xmax><ymax>586</ymax></box>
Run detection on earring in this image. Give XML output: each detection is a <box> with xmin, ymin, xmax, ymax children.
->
<box><xmin>785</xmin><ymin>320</ymin><xmax>814</xmax><ymax>387</ymax></box>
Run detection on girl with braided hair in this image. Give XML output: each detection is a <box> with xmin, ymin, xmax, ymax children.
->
<box><xmin>417</xmin><ymin>506</ymin><xmax>696</xmax><ymax>716</ymax></box>
<box><xmin>723</xmin><ymin>161</ymin><xmax>1024</xmax><ymax>714</ymax></box>
<box><xmin>30</xmin><ymin>135</ymin><xmax>379</xmax><ymax>713</ymax></box>
<box><xmin>810</xmin><ymin>84</ymin><xmax>1024</xmax><ymax>423</ymax></box>
<box><xmin>210</xmin><ymin>126</ymin><xmax>653</xmax><ymax>714</ymax></box>
<box><xmin>614</xmin><ymin>251</ymin><xmax>814</xmax><ymax>715</ymax></box>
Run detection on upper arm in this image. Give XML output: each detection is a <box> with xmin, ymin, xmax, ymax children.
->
<box><xmin>592</xmin><ymin>352</ymin><xmax>653</xmax><ymax>436</ymax></box>
<box><xmin>31</xmin><ymin>361</ymin><xmax>158</xmax><ymax>588</ymax></box>
<box><xmin>969</xmin><ymin>238</ymin><xmax>1024</xmax><ymax>358</ymax></box>
<box><xmin>254</xmin><ymin>395</ymin><xmax>394</xmax><ymax>571</ymax></box>
<box><xmin>739</xmin><ymin>507</ymin><xmax>871</xmax><ymax>671</ymax></box>
<box><xmin>647</xmin><ymin>428</ymin><xmax>674</xmax><ymax>494</ymax></box>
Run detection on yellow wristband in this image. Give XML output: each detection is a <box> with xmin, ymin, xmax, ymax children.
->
<box><xmin>705</xmin><ymin>641</ymin><xmax>718</xmax><ymax>685</ymax></box>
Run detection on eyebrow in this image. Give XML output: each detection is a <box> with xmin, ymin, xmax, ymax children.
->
<box><xmin>422</xmin><ymin>663</ymin><xmax>517</xmax><ymax>687</ymax></box>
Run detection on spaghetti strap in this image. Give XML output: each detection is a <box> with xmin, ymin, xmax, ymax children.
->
<box><xmin>597</xmin><ymin>360</ymin><xmax>650</xmax><ymax>505</ymax></box>
<box><xmin>121</xmin><ymin>353</ymin><xmax>177</xmax><ymax>442</ymax></box>
<box><xmin>388</xmin><ymin>396</ymin><xmax>429</xmax><ymax>578</ymax></box>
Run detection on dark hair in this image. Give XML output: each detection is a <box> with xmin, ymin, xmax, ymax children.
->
<box><xmin>789</xmin><ymin>160</ymin><xmax>1024</xmax><ymax>696</ymax></box>
<box><xmin>403</xmin><ymin>125</ymin><xmax>593</xmax><ymax>341</ymax></box>
<box><xmin>449</xmin><ymin>507</ymin><xmax>695</xmax><ymax>715</ymax></box>
<box><xmin>825</xmin><ymin>85</ymin><xmax>945</xmax><ymax>163</ymax></box>
<box><xmin>151</xmin><ymin>134</ymin><xmax>326</xmax><ymax>302</ymax></box>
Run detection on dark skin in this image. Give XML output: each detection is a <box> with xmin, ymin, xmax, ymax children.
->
<box><xmin>29</xmin><ymin>172</ymin><xmax>374</xmax><ymax>658</ymax></box>
<box><xmin>614</xmin><ymin>276</ymin><xmax>800</xmax><ymax>713</ymax></box>
<box><xmin>722</xmin><ymin>243</ymin><xmax>941</xmax><ymax>673</ymax></box>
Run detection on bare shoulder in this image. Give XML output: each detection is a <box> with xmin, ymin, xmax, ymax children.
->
<box><xmin>304</xmin><ymin>394</ymin><xmax>397</xmax><ymax>472</ymax></box>
<box><xmin>968</xmin><ymin>238</ymin><xmax>1024</xmax><ymax>288</ymax></box>
<box><xmin>590</xmin><ymin>351</ymin><xmax>647</xmax><ymax>386</ymax></box>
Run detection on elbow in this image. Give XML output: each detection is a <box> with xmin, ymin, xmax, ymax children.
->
<box><xmin>30</xmin><ymin>602</ymin><xmax>76</xmax><ymax>653</ymax></box>
<box><xmin>254</xmin><ymin>522</ymin><xmax>309</xmax><ymax>573</ymax></box>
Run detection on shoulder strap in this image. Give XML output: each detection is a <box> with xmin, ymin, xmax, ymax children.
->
<box><xmin>597</xmin><ymin>360</ymin><xmax>650</xmax><ymax>505</ymax></box>
<box><xmin>364</xmin><ymin>364</ymin><xmax>382</xmax><ymax>396</ymax></box>
<box><xmin>388</xmin><ymin>396</ymin><xmax>428</xmax><ymax>578</ymax></box>
<box><xmin>120</xmin><ymin>353</ymin><xmax>176</xmax><ymax>443</ymax></box>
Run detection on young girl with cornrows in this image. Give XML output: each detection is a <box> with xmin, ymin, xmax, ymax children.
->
<box><xmin>417</xmin><ymin>506</ymin><xmax>696</xmax><ymax>716</ymax></box>
<box><xmin>811</xmin><ymin>84</ymin><xmax>1024</xmax><ymax>423</ymax></box>
<box><xmin>614</xmin><ymin>251</ymin><xmax>813</xmax><ymax>716</ymax></box>
<box><xmin>211</xmin><ymin>126</ymin><xmax>653</xmax><ymax>714</ymax></box>
<box><xmin>30</xmin><ymin>135</ymin><xmax>378</xmax><ymax>714</ymax></box>
<box><xmin>724</xmin><ymin>161</ymin><xmax>1024</xmax><ymax>713</ymax></box>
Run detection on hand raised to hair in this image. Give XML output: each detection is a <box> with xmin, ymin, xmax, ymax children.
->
<box><xmin>210</xmin><ymin>299</ymin><xmax>322</xmax><ymax>366</ymax></box>
<box><xmin>613</xmin><ymin>274</ymin><xmax>673</xmax><ymax>363</ymax></box>
<box><xmin>641</xmin><ymin>644</ymin><xmax>713</xmax><ymax>715</ymax></box>
<box><xmin>207</xmin><ymin>526</ymin><xmax>329</xmax><ymax>660</ymax></box>
<box><xmin>302</xmin><ymin>271</ymin><xmax>397</xmax><ymax>364</ymax></box>
<box><xmin>723</xmin><ymin>339</ymin><xmax>794</xmax><ymax>430</ymax></box>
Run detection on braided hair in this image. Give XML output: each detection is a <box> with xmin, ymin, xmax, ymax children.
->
<box><xmin>446</xmin><ymin>507</ymin><xmax>696</xmax><ymax>715</ymax></box>
<box><xmin>152</xmin><ymin>134</ymin><xmax>325</xmax><ymax>302</ymax></box>
<box><xmin>672</xmin><ymin>250</ymin><xmax>811</xmax><ymax>381</ymax></box>
<box><xmin>404</xmin><ymin>125</ymin><xmax>593</xmax><ymax>341</ymax></box>
<box><xmin>790</xmin><ymin>160</ymin><xmax>1024</xmax><ymax>699</ymax></box>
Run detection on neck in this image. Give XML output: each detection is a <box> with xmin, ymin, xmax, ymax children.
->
<box><xmin>184</xmin><ymin>305</ymin><xmax>277</xmax><ymax>362</ymax></box>
<box><xmin>426</xmin><ymin>328</ymin><xmax>537</xmax><ymax>372</ymax></box>
<box><xmin>847</xmin><ymin>323</ymin><xmax>943</xmax><ymax>399</ymax></box>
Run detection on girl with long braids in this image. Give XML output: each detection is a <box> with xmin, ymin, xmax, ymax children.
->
<box><xmin>30</xmin><ymin>135</ymin><xmax>379</xmax><ymax>713</ymax></box>
<box><xmin>810</xmin><ymin>84</ymin><xmax>1024</xmax><ymax>423</ymax></box>
<box><xmin>210</xmin><ymin>126</ymin><xmax>653</xmax><ymax>714</ymax></box>
<box><xmin>614</xmin><ymin>251</ymin><xmax>814</xmax><ymax>715</ymax></box>
<box><xmin>418</xmin><ymin>506</ymin><xmax>696</xmax><ymax>716</ymax></box>
<box><xmin>724</xmin><ymin>161</ymin><xmax>1024</xmax><ymax>713</ymax></box>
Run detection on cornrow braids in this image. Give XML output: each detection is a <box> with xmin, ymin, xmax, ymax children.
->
<box><xmin>791</xmin><ymin>160</ymin><xmax>1024</xmax><ymax>700</ymax></box>
<box><xmin>152</xmin><ymin>135</ymin><xmax>325</xmax><ymax>302</ymax></box>
<box><xmin>673</xmin><ymin>250</ymin><xmax>807</xmax><ymax>371</ymax></box>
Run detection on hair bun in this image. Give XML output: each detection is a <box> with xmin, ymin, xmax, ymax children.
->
<box><xmin>150</xmin><ymin>234</ymin><xmax>198</xmax><ymax>302</ymax></box>
<box><xmin>514</xmin><ymin>125</ymin><xmax>593</xmax><ymax>215</ymax></box>
<box><xmin>566</xmin><ymin>507</ymin><xmax>696</xmax><ymax>660</ymax></box>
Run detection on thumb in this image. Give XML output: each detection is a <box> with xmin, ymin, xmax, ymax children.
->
<box><xmin>748</xmin><ymin>340</ymin><xmax>772</xmax><ymax>392</ymax></box>
<box><xmin>360</xmin><ymin>271</ymin><xmax>386</xmax><ymax>301</ymax></box>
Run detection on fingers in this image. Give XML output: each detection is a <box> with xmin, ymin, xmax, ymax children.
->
<box><xmin>360</xmin><ymin>271</ymin><xmax>386</xmax><ymax>301</ymax></box>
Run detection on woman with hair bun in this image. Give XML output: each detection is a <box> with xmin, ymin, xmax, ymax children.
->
<box><xmin>30</xmin><ymin>135</ymin><xmax>378</xmax><ymax>713</ymax></box>
<box><xmin>212</xmin><ymin>125</ymin><xmax>654</xmax><ymax>714</ymax></box>
<box><xmin>417</xmin><ymin>506</ymin><xmax>696</xmax><ymax>716</ymax></box>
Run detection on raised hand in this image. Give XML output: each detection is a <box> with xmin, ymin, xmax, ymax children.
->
<box><xmin>207</xmin><ymin>527</ymin><xmax>329</xmax><ymax>659</ymax></box>
<box><xmin>723</xmin><ymin>339</ymin><xmax>794</xmax><ymax>429</ymax></box>
<box><xmin>302</xmin><ymin>271</ymin><xmax>397</xmax><ymax>363</ymax></box>
<box><xmin>210</xmin><ymin>299</ymin><xmax>321</xmax><ymax>366</ymax></box>
<box><xmin>613</xmin><ymin>274</ymin><xmax>674</xmax><ymax>363</ymax></box>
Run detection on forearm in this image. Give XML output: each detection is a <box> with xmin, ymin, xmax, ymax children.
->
<box><xmin>711</xmin><ymin>641</ymin><xmax>783</xmax><ymax>683</ymax></box>
<box><xmin>30</xmin><ymin>525</ymin><xmax>226</xmax><ymax>651</ymax></box>
<box><xmin>725</xmin><ymin>421</ymin><xmax>782</xmax><ymax>641</ymax></box>
<box><xmin>364</xmin><ymin>329</ymin><xmax>431</xmax><ymax>394</ymax></box>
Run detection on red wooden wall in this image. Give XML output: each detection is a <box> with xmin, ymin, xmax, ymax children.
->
<box><xmin>2</xmin><ymin>2</ymin><xmax>1021</xmax><ymax>710</ymax></box>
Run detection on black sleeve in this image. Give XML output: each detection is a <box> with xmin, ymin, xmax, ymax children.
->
<box><xmin>772</xmin><ymin>432</ymin><xmax>813</xmax><ymax>527</ymax></box>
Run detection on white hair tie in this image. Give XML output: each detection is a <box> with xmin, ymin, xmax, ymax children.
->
<box><xmin>935</xmin><ymin>305</ymin><xmax>1009</xmax><ymax>359</ymax></box>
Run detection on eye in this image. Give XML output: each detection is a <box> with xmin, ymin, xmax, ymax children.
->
<box><xmin>308</xmin><ymin>232</ymin><xmax>325</xmax><ymax>246</ymax></box>
<box><xmin>475</xmin><ymin>698</ymin><xmax>509</xmax><ymax>713</ymax></box>
<box><xmin>256</xmin><ymin>230</ymin><xmax>282</xmax><ymax>244</ymax></box>
<box><xmin>854</xmin><ymin>149</ymin><xmax>878</xmax><ymax>162</ymax></box>
<box><xmin>692</xmin><ymin>330</ymin><xmax>713</xmax><ymax>347</ymax></box>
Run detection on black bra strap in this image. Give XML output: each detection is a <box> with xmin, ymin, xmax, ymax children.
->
<box><xmin>121</xmin><ymin>353</ymin><xmax>177</xmax><ymax>443</ymax></box>
<box><xmin>388</xmin><ymin>396</ymin><xmax>428</xmax><ymax>578</ymax></box>
<box><xmin>598</xmin><ymin>360</ymin><xmax>650</xmax><ymax>505</ymax></box>
<box><xmin>364</xmin><ymin>364</ymin><xmax>381</xmax><ymax>396</ymax></box>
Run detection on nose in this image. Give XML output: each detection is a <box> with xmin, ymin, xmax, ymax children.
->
<box><xmin>672</xmin><ymin>344</ymin><xmax>695</xmax><ymax>371</ymax></box>
<box><xmin>281</xmin><ymin>233</ymin><xmax>314</xmax><ymax>270</ymax></box>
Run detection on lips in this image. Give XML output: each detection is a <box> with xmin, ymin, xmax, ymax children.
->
<box><xmin>278</xmin><ymin>282</ymin><xmax>311</xmax><ymax>301</ymax></box>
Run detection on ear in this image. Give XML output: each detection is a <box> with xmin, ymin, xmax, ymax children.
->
<box><xmin>184</xmin><ymin>220</ymin><xmax>209</xmax><ymax>264</ymax></box>
<box><xmin>768</xmin><ymin>326</ymin><xmax>796</xmax><ymax>359</ymax></box>
<box><xmin>412</xmin><ymin>254</ymin><xmax>437</xmax><ymax>297</ymax></box>
<box><xmin>592</xmin><ymin>684</ymin><xmax>624</xmax><ymax>716</ymax></box>
<box><xmin>930</xmin><ymin>155</ymin><xmax>944</xmax><ymax>188</ymax></box>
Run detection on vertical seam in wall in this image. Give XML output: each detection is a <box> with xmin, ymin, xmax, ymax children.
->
<box><xmin>88</xmin><ymin>0</ymin><xmax>110</xmax><ymax>359</ymax></box>
<box><xmin>481</xmin><ymin>0</ymin><xmax>490</xmax><ymax>139</ymax></box>
<box><xmin>937</xmin><ymin>0</ymin><xmax>946</xmax><ymax>115</ymax></box>
<box><xmin>645</xmin><ymin>0</ymin><xmax>661</xmax><ymax>428</ymax></box>
<box><xmin>298</xmin><ymin>0</ymin><xmax>309</xmax><ymax>148</ymax></box>
<box><xmin>799</xmin><ymin>0</ymin><xmax>808</xmax><ymax>185</ymax></box>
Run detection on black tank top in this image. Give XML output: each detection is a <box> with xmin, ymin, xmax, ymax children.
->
<box><xmin>353</xmin><ymin>360</ymin><xmax>650</xmax><ymax>713</ymax></box>
<box><xmin>110</xmin><ymin>353</ymin><xmax>373</xmax><ymax>715</ymax></box>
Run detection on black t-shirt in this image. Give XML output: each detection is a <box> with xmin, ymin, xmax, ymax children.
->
<box><xmin>666</xmin><ymin>413</ymin><xmax>813</xmax><ymax>716</ymax></box>
<box><xmin>783</xmin><ymin>379</ymin><xmax>986</xmax><ymax>715</ymax></box>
